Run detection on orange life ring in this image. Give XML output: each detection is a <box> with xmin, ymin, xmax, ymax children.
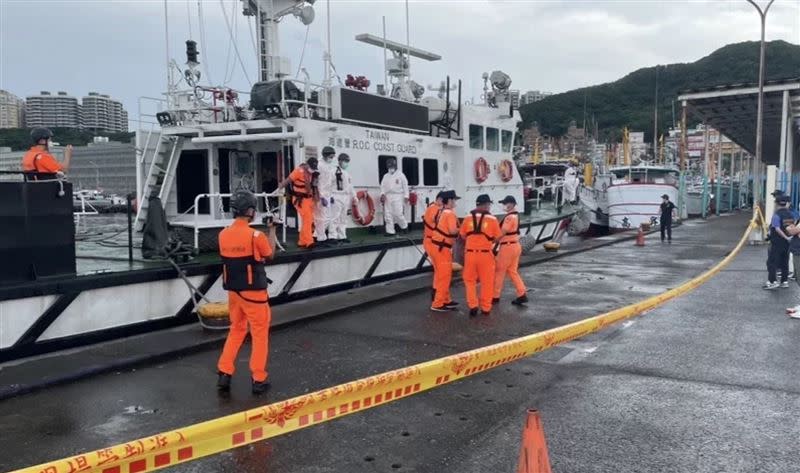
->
<box><xmin>498</xmin><ymin>159</ymin><xmax>514</xmax><ymax>182</ymax></box>
<box><xmin>352</xmin><ymin>190</ymin><xmax>375</xmax><ymax>226</ymax></box>
<box><xmin>474</xmin><ymin>157</ymin><xmax>490</xmax><ymax>183</ymax></box>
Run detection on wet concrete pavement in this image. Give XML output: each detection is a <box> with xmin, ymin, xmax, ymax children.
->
<box><xmin>3</xmin><ymin>212</ymin><xmax>798</xmax><ymax>472</ymax></box>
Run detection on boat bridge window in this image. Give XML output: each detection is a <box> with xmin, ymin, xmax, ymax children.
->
<box><xmin>501</xmin><ymin>130</ymin><xmax>513</xmax><ymax>153</ymax></box>
<box><xmin>469</xmin><ymin>124</ymin><xmax>484</xmax><ymax>150</ymax></box>
<box><xmin>402</xmin><ymin>157</ymin><xmax>419</xmax><ymax>186</ymax></box>
<box><xmin>378</xmin><ymin>155</ymin><xmax>397</xmax><ymax>181</ymax></box>
<box><xmin>487</xmin><ymin>128</ymin><xmax>499</xmax><ymax>151</ymax></box>
<box><xmin>423</xmin><ymin>158</ymin><xmax>439</xmax><ymax>186</ymax></box>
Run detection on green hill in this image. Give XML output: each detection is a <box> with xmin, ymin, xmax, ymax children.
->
<box><xmin>519</xmin><ymin>40</ymin><xmax>800</xmax><ymax>142</ymax></box>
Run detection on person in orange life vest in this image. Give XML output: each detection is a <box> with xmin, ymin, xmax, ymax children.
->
<box><xmin>423</xmin><ymin>191</ymin><xmax>445</xmax><ymax>300</ymax></box>
<box><xmin>277</xmin><ymin>157</ymin><xmax>318</xmax><ymax>249</ymax></box>
<box><xmin>493</xmin><ymin>195</ymin><xmax>529</xmax><ymax>306</ymax></box>
<box><xmin>21</xmin><ymin>128</ymin><xmax>73</xmax><ymax>180</ymax></box>
<box><xmin>216</xmin><ymin>190</ymin><xmax>277</xmax><ymax>395</ymax></box>
<box><xmin>430</xmin><ymin>190</ymin><xmax>461</xmax><ymax>312</ymax></box>
<box><xmin>459</xmin><ymin>194</ymin><xmax>502</xmax><ymax>316</ymax></box>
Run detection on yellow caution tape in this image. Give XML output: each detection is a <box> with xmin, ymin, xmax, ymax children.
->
<box><xmin>10</xmin><ymin>214</ymin><xmax>758</xmax><ymax>473</ymax></box>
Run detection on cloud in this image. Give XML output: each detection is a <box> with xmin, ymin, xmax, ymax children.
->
<box><xmin>0</xmin><ymin>0</ymin><xmax>797</xmax><ymax>126</ymax></box>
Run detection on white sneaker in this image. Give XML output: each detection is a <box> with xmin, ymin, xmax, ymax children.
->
<box><xmin>790</xmin><ymin>273</ymin><xmax>796</xmax><ymax>281</ymax></box>
<box><xmin>781</xmin><ymin>281</ymin><xmax>790</xmax><ymax>288</ymax></box>
<box><xmin>763</xmin><ymin>282</ymin><xmax>779</xmax><ymax>290</ymax></box>
<box><xmin>789</xmin><ymin>312</ymin><xmax>800</xmax><ymax>320</ymax></box>
<box><xmin>786</xmin><ymin>305</ymin><xmax>800</xmax><ymax>314</ymax></box>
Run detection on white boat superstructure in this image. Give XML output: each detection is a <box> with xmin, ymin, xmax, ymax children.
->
<box><xmin>580</xmin><ymin>164</ymin><xmax>678</xmax><ymax>231</ymax></box>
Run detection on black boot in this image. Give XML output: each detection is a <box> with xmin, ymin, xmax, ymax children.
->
<box><xmin>469</xmin><ymin>307</ymin><xmax>479</xmax><ymax>317</ymax></box>
<box><xmin>431</xmin><ymin>288</ymin><xmax>436</xmax><ymax>301</ymax></box>
<box><xmin>217</xmin><ymin>372</ymin><xmax>232</xmax><ymax>391</ymax></box>
<box><xmin>252</xmin><ymin>379</ymin><xmax>271</xmax><ymax>395</ymax></box>
<box><xmin>511</xmin><ymin>295</ymin><xmax>529</xmax><ymax>305</ymax></box>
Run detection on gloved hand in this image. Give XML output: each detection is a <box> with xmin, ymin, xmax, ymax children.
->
<box><xmin>330</xmin><ymin>196</ymin><xmax>335</xmax><ymax>204</ymax></box>
<box><xmin>380</xmin><ymin>194</ymin><xmax>386</xmax><ymax>204</ymax></box>
<box><xmin>321</xmin><ymin>197</ymin><xmax>328</xmax><ymax>207</ymax></box>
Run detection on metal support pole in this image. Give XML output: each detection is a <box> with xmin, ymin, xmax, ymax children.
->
<box><xmin>746</xmin><ymin>0</ymin><xmax>776</xmax><ymax>220</ymax></box>
<box><xmin>779</xmin><ymin>89</ymin><xmax>790</xmax><ymax>186</ymax></box>
<box><xmin>127</xmin><ymin>193</ymin><xmax>134</xmax><ymax>264</ymax></box>
<box><xmin>702</xmin><ymin>124</ymin><xmax>709</xmax><ymax>218</ymax></box>
<box><xmin>729</xmin><ymin>149</ymin><xmax>735</xmax><ymax>211</ymax></box>
<box><xmin>716</xmin><ymin>144</ymin><xmax>722</xmax><ymax>216</ymax></box>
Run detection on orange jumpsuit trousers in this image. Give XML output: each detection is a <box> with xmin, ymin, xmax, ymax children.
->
<box><xmin>424</xmin><ymin>239</ymin><xmax>440</xmax><ymax>293</ymax></box>
<box><xmin>217</xmin><ymin>291</ymin><xmax>271</xmax><ymax>382</ymax></box>
<box><xmin>463</xmin><ymin>250</ymin><xmax>496</xmax><ymax>312</ymax></box>
<box><xmin>294</xmin><ymin>197</ymin><xmax>315</xmax><ymax>247</ymax></box>
<box><xmin>494</xmin><ymin>243</ymin><xmax>526</xmax><ymax>298</ymax></box>
<box><xmin>431</xmin><ymin>246</ymin><xmax>453</xmax><ymax>307</ymax></box>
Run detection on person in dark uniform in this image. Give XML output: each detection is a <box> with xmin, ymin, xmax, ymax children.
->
<box><xmin>765</xmin><ymin>194</ymin><xmax>794</xmax><ymax>290</ymax></box>
<box><xmin>659</xmin><ymin>194</ymin><xmax>676</xmax><ymax>243</ymax></box>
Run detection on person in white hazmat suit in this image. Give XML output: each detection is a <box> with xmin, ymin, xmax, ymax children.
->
<box><xmin>562</xmin><ymin>163</ymin><xmax>579</xmax><ymax>204</ymax></box>
<box><xmin>380</xmin><ymin>157</ymin><xmax>409</xmax><ymax>236</ymax></box>
<box><xmin>314</xmin><ymin>146</ymin><xmax>336</xmax><ymax>245</ymax></box>
<box><xmin>330</xmin><ymin>153</ymin><xmax>357</xmax><ymax>243</ymax></box>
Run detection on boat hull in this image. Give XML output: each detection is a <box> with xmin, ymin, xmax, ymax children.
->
<box><xmin>607</xmin><ymin>184</ymin><xmax>678</xmax><ymax>230</ymax></box>
<box><xmin>0</xmin><ymin>213</ymin><xmax>571</xmax><ymax>362</ymax></box>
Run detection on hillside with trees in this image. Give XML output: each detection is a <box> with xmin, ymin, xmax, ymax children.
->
<box><xmin>519</xmin><ymin>40</ymin><xmax>800</xmax><ymax>142</ymax></box>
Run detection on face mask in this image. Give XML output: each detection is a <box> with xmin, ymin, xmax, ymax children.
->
<box><xmin>388</xmin><ymin>167</ymin><xmax>396</xmax><ymax>174</ymax></box>
<box><xmin>46</xmin><ymin>139</ymin><xmax>53</xmax><ymax>149</ymax></box>
<box><xmin>324</xmin><ymin>156</ymin><xmax>334</xmax><ymax>163</ymax></box>
<box><xmin>505</xmin><ymin>204</ymin><xmax>514</xmax><ymax>212</ymax></box>
<box><xmin>340</xmin><ymin>162</ymin><xmax>349</xmax><ymax>170</ymax></box>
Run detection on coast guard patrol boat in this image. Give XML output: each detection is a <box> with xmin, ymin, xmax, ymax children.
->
<box><xmin>0</xmin><ymin>0</ymin><xmax>572</xmax><ymax>363</ymax></box>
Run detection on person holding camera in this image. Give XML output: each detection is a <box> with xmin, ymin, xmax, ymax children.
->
<box><xmin>216</xmin><ymin>190</ymin><xmax>277</xmax><ymax>395</ymax></box>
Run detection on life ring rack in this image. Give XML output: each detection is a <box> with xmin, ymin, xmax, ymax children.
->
<box><xmin>352</xmin><ymin>190</ymin><xmax>376</xmax><ymax>226</ymax></box>
<box><xmin>474</xmin><ymin>157</ymin><xmax>490</xmax><ymax>183</ymax></box>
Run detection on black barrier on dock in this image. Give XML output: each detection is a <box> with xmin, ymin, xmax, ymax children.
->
<box><xmin>0</xmin><ymin>179</ymin><xmax>76</xmax><ymax>284</ymax></box>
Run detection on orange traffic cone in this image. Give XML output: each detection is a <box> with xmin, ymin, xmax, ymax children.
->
<box><xmin>635</xmin><ymin>225</ymin><xmax>645</xmax><ymax>246</ymax></box>
<box><xmin>516</xmin><ymin>409</ymin><xmax>552</xmax><ymax>473</ymax></box>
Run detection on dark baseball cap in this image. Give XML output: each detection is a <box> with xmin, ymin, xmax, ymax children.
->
<box><xmin>771</xmin><ymin>190</ymin><xmax>785</xmax><ymax>197</ymax></box>
<box><xmin>661</xmin><ymin>194</ymin><xmax>670</xmax><ymax>199</ymax></box>
<box><xmin>776</xmin><ymin>194</ymin><xmax>790</xmax><ymax>204</ymax></box>
<box><xmin>322</xmin><ymin>146</ymin><xmax>335</xmax><ymax>156</ymax></box>
<box><xmin>442</xmin><ymin>190</ymin><xmax>461</xmax><ymax>201</ymax></box>
<box><xmin>499</xmin><ymin>195</ymin><xmax>517</xmax><ymax>205</ymax></box>
<box><xmin>476</xmin><ymin>194</ymin><xmax>492</xmax><ymax>205</ymax></box>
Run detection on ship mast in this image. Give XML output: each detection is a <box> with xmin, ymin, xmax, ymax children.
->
<box><xmin>241</xmin><ymin>0</ymin><xmax>316</xmax><ymax>82</ymax></box>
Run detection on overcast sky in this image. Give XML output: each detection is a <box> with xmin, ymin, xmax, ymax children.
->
<box><xmin>1</xmin><ymin>0</ymin><xmax>798</xmax><ymax>126</ymax></box>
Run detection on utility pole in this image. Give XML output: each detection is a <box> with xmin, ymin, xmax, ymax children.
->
<box><xmin>745</xmin><ymin>0</ymin><xmax>776</xmax><ymax>213</ymax></box>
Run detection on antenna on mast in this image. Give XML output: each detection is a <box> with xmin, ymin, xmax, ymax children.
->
<box><xmin>355</xmin><ymin>33</ymin><xmax>440</xmax><ymax>102</ymax></box>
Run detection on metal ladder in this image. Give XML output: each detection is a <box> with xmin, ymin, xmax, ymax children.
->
<box><xmin>134</xmin><ymin>132</ymin><xmax>183</xmax><ymax>232</ymax></box>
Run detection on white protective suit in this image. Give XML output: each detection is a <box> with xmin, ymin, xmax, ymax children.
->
<box><xmin>331</xmin><ymin>164</ymin><xmax>357</xmax><ymax>240</ymax></box>
<box><xmin>314</xmin><ymin>157</ymin><xmax>335</xmax><ymax>241</ymax></box>
<box><xmin>563</xmin><ymin>165</ymin><xmax>579</xmax><ymax>203</ymax></box>
<box><xmin>380</xmin><ymin>169</ymin><xmax>409</xmax><ymax>234</ymax></box>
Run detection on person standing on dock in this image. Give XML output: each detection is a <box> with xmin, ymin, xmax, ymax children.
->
<box><xmin>278</xmin><ymin>156</ymin><xmax>318</xmax><ymax>249</ymax></box>
<box><xmin>314</xmin><ymin>147</ymin><xmax>337</xmax><ymax>246</ymax></box>
<box><xmin>423</xmin><ymin>191</ymin><xmax>445</xmax><ymax>301</ymax></box>
<box><xmin>460</xmin><ymin>194</ymin><xmax>502</xmax><ymax>316</ymax></box>
<box><xmin>330</xmin><ymin>153</ymin><xmax>357</xmax><ymax>243</ymax></box>
<box><xmin>781</xmin><ymin>216</ymin><xmax>800</xmax><ymax>318</ymax></box>
<box><xmin>765</xmin><ymin>194</ymin><xmax>794</xmax><ymax>290</ymax></box>
<box><xmin>493</xmin><ymin>196</ymin><xmax>528</xmax><ymax>306</ymax></box>
<box><xmin>429</xmin><ymin>191</ymin><xmax>460</xmax><ymax>312</ymax></box>
<box><xmin>21</xmin><ymin>128</ymin><xmax>72</xmax><ymax>180</ymax></box>
<box><xmin>217</xmin><ymin>190</ymin><xmax>277</xmax><ymax>395</ymax></box>
<box><xmin>380</xmin><ymin>157</ymin><xmax>410</xmax><ymax>236</ymax></box>
<box><xmin>659</xmin><ymin>194</ymin><xmax>677</xmax><ymax>243</ymax></box>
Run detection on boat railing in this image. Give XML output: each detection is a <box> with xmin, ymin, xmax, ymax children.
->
<box><xmin>527</xmin><ymin>175</ymin><xmax>565</xmax><ymax>210</ymax></box>
<box><xmin>192</xmin><ymin>192</ymin><xmax>288</xmax><ymax>250</ymax></box>
<box><xmin>277</xmin><ymin>77</ymin><xmax>333</xmax><ymax>121</ymax></box>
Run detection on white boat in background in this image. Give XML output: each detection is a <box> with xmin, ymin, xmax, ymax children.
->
<box><xmin>607</xmin><ymin>166</ymin><xmax>678</xmax><ymax>230</ymax></box>
<box><xmin>580</xmin><ymin>164</ymin><xmax>678</xmax><ymax>231</ymax></box>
